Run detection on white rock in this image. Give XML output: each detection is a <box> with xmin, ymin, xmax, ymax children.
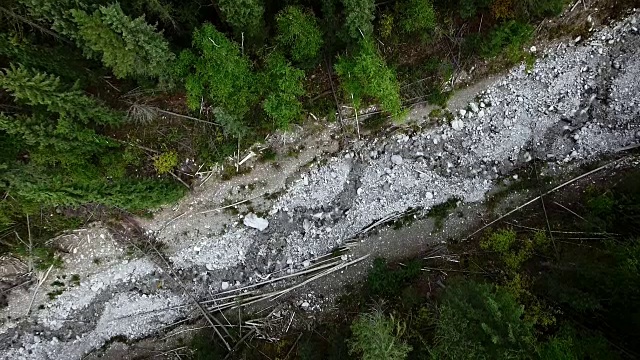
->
<box><xmin>469</xmin><ymin>102</ymin><xmax>479</xmax><ymax>113</ymax></box>
<box><xmin>425</xmin><ymin>192</ymin><xmax>434</xmax><ymax>200</ymax></box>
<box><xmin>391</xmin><ymin>155</ymin><xmax>403</xmax><ymax>165</ymax></box>
<box><xmin>206</xmin><ymin>263</ymin><xmax>215</xmax><ymax>271</ymax></box>
<box><xmin>530</xmin><ymin>46</ymin><xmax>537</xmax><ymax>53</ymax></box>
<box><xmin>221</xmin><ymin>281</ymin><xmax>230</xmax><ymax>290</ymax></box>
<box><xmin>243</xmin><ymin>213</ymin><xmax>269</xmax><ymax>231</ymax></box>
<box><xmin>301</xmin><ymin>301</ymin><xmax>310</xmax><ymax>309</ymax></box>
<box><xmin>451</xmin><ymin>119</ymin><xmax>465</xmax><ymax>131</ymax></box>
<box><xmin>459</xmin><ymin>109</ymin><xmax>467</xmax><ymax>117</ymax></box>
<box><xmin>303</xmin><ymin>260</ymin><xmax>311</xmax><ymax>268</ymax></box>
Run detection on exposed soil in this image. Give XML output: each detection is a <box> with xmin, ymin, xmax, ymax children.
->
<box><xmin>1</xmin><ymin>6</ymin><xmax>639</xmax><ymax>359</ymax></box>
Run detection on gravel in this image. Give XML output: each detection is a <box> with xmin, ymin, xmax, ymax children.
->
<box><xmin>1</xmin><ymin>12</ymin><xmax>639</xmax><ymax>359</ymax></box>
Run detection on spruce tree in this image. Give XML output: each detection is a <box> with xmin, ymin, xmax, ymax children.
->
<box><xmin>70</xmin><ymin>3</ymin><xmax>174</xmax><ymax>79</ymax></box>
<box><xmin>216</xmin><ymin>0</ymin><xmax>264</xmax><ymax>37</ymax></box>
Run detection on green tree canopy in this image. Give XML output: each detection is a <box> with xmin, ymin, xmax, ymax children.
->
<box><xmin>70</xmin><ymin>3</ymin><xmax>174</xmax><ymax>79</ymax></box>
<box><xmin>430</xmin><ymin>280</ymin><xmax>536</xmax><ymax>360</ymax></box>
<box><xmin>260</xmin><ymin>52</ymin><xmax>305</xmax><ymax>129</ymax></box>
<box><xmin>176</xmin><ymin>23</ymin><xmax>257</xmax><ymax>135</ymax></box>
<box><xmin>275</xmin><ymin>6</ymin><xmax>323</xmax><ymax>65</ymax></box>
<box><xmin>335</xmin><ymin>39</ymin><xmax>402</xmax><ymax>117</ymax></box>
<box><xmin>342</xmin><ymin>0</ymin><xmax>375</xmax><ymax>40</ymax></box>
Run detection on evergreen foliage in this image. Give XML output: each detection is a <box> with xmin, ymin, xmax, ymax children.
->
<box><xmin>216</xmin><ymin>0</ymin><xmax>264</xmax><ymax>36</ymax></box>
<box><xmin>275</xmin><ymin>6</ymin><xmax>323</xmax><ymax>65</ymax></box>
<box><xmin>261</xmin><ymin>52</ymin><xmax>305</xmax><ymax>129</ymax></box>
<box><xmin>342</xmin><ymin>0</ymin><xmax>376</xmax><ymax>40</ymax></box>
<box><xmin>349</xmin><ymin>310</ymin><xmax>412</xmax><ymax>360</ymax></box>
<box><xmin>70</xmin><ymin>3</ymin><xmax>174</xmax><ymax>79</ymax></box>
<box><xmin>430</xmin><ymin>280</ymin><xmax>536</xmax><ymax>360</ymax></box>
<box><xmin>335</xmin><ymin>39</ymin><xmax>402</xmax><ymax>117</ymax></box>
<box><xmin>399</xmin><ymin>0</ymin><xmax>436</xmax><ymax>35</ymax></box>
<box><xmin>176</xmin><ymin>23</ymin><xmax>257</xmax><ymax>134</ymax></box>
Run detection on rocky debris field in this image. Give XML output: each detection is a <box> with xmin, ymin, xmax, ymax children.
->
<box><xmin>1</xmin><ymin>11</ymin><xmax>640</xmax><ymax>359</ymax></box>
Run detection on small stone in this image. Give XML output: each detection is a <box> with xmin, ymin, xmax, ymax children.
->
<box><xmin>221</xmin><ymin>281</ymin><xmax>230</xmax><ymax>291</ymax></box>
<box><xmin>301</xmin><ymin>301</ymin><xmax>310</xmax><ymax>310</ymax></box>
<box><xmin>469</xmin><ymin>102</ymin><xmax>479</xmax><ymax>113</ymax></box>
<box><xmin>303</xmin><ymin>260</ymin><xmax>311</xmax><ymax>268</ymax></box>
<box><xmin>451</xmin><ymin>119</ymin><xmax>464</xmax><ymax>131</ymax></box>
<box><xmin>391</xmin><ymin>155</ymin><xmax>403</xmax><ymax>165</ymax></box>
<box><xmin>459</xmin><ymin>109</ymin><xmax>467</xmax><ymax>117</ymax></box>
<box><xmin>530</xmin><ymin>45</ymin><xmax>537</xmax><ymax>53</ymax></box>
<box><xmin>478</xmin><ymin>110</ymin><xmax>485</xmax><ymax>117</ymax></box>
<box><xmin>243</xmin><ymin>213</ymin><xmax>269</xmax><ymax>231</ymax></box>
<box><xmin>357</xmin><ymin>187</ymin><xmax>363</xmax><ymax>195</ymax></box>
<box><xmin>523</xmin><ymin>152</ymin><xmax>533</xmax><ymax>162</ymax></box>
<box><xmin>425</xmin><ymin>192</ymin><xmax>434</xmax><ymax>200</ymax></box>
<box><xmin>303</xmin><ymin>177</ymin><xmax>309</xmax><ymax>186</ymax></box>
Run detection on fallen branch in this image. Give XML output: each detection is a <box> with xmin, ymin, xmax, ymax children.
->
<box><xmin>466</xmin><ymin>158</ymin><xmax>625</xmax><ymax>240</ymax></box>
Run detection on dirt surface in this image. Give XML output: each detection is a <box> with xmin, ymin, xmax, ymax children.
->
<box><xmin>1</xmin><ymin>8</ymin><xmax>640</xmax><ymax>359</ymax></box>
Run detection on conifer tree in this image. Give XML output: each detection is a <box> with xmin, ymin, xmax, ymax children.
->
<box><xmin>176</xmin><ymin>23</ymin><xmax>257</xmax><ymax>135</ymax></box>
<box><xmin>216</xmin><ymin>0</ymin><xmax>264</xmax><ymax>37</ymax></box>
<box><xmin>275</xmin><ymin>6</ymin><xmax>323</xmax><ymax>65</ymax></box>
<box><xmin>70</xmin><ymin>3</ymin><xmax>174</xmax><ymax>79</ymax></box>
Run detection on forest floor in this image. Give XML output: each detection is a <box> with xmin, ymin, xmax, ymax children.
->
<box><xmin>1</xmin><ymin>4</ymin><xmax>640</xmax><ymax>359</ymax></box>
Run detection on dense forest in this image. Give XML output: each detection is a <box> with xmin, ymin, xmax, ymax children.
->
<box><xmin>0</xmin><ymin>0</ymin><xmax>568</xmax><ymax>256</ymax></box>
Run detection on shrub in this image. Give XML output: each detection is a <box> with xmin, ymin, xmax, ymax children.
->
<box><xmin>481</xmin><ymin>21</ymin><xmax>533</xmax><ymax>63</ymax></box>
<box><xmin>459</xmin><ymin>0</ymin><xmax>494</xmax><ymax>19</ymax></box>
<box><xmin>71</xmin><ymin>3</ymin><xmax>175</xmax><ymax>79</ymax></box>
<box><xmin>398</xmin><ymin>0</ymin><xmax>436</xmax><ymax>36</ymax></box>
<box><xmin>153</xmin><ymin>150</ymin><xmax>178</xmax><ymax>174</ymax></box>
<box><xmin>342</xmin><ymin>0</ymin><xmax>376</xmax><ymax>40</ymax></box>
<box><xmin>367</xmin><ymin>258</ymin><xmax>422</xmax><ymax>298</ymax></box>
<box><xmin>275</xmin><ymin>6</ymin><xmax>323</xmax><ymax>65</ymax></box>
<box><xmin>335</xmin><ymin>39</ymin><xmax>403</xmax><ymax>117</ymax></box>
<box><xmin>481</xmin><ymin>229</ymin><xmax>533</xmax><ymax>272</ymax></box>
<box><xmin>260</xmin><ymin>53</ymin><xmax>305</xmax><ymax>129</ymax></box>
<box><xmin>349</xmin><ymin>310</ymin><xmax>412</xmax><ymax>360</ymax></box>
<box><xmin>430</xmin><ymin>279</ymin><xmax>536</xmax><ymax>360</ymax></box>
<box><xmin>378</xmin><ymin>13</ymin><xmax>394</xmax><ymax>39</ymax></box>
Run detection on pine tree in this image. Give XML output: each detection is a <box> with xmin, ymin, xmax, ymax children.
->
<box><xmin>335</xmin><ymin>39</ymin><xmax>402</xmax><ymax>117</ymax></box>
<box><xmin>342</xmin><ymin>0</ymin><xmax>376</xmax><ymax>40</ymax></box>
<box><xmin>70</xmin><ymin>3</ymin><xmax>175</xmax><ymax>79</ymax></box>
<box><xmin>275</xmin><ymin>6</ymin><xmax>323</xmax><ymax>65</ymax></box>
<box><xmin>261</xmin><ymin>52</ymin><xmax>305</xmax><ymax>129</ymax></box>
<box><xmin>0</xmin><ymin>64</ymin><xmax>122</xmax><ymax>125</ymax></box>
<box><xmin>176</xmin><ymin>23</ymin><xmax>257</xmax><ymax>135</ymax></box>
<box><xmin>216</xmin><ymin>0</ymin><xmax>264</xmax><ymax>37</ymax></box>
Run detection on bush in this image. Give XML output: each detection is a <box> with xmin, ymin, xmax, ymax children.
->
<box><xmin>260</xmin><ymin>52</ymin><xmax>305</xmax><ymax>129</ymax></box>
<box><xmin>430</xmin><ymin>279</ymin><xmax>536</xmax><ymax>360</ymax></box>
<box><xmin>349</xmin><ymin>310</ymin><xmax>412</xmax><ymax>360</ymax></box>
<box><xmin>398</xmin><ymin>0</ymin><xmax>436</xmax><ymax>36</ymax></box>
<box><xmin>153</xmin><ymin>150</ymin><xmax>178</xmax><ymax>174</ymax></box>
<box><xmin>459</xmin><ymin>0</ymin><xmax>494</xmax><ymax>19</ymax></box>
<box><xmin>342</xmin><ymin>0</ymin><xmax>376</xmax><ymax>40</ymax></box>
<box><xmin>335</xmin><ymin>39</ymin><xmax>403</xmax><ymax>117</ymax></box>
<box><xmin>275</xmin><ymin>6</ymin><xmax>323</xmax><ymax>65</ymax></box>
<box><xmin>480</xmin><ymin>21</ymin><xmax>533</xmax><ymax>63</ymax></box>
<box><xmin>481</xmin><ymin>229</ymin><xmax>533</xmax><ymax>272</ymax></box>
<box><xmin>367</xmin><ymin>258</ymin><xmax>422</xmax><ymax>298</ymax></box>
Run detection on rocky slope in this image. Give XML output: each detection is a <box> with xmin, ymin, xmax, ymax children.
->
<box><xmin>1</xmin><ymin>11</ymin><xmax>639</xmax><ymax>359</ymax></box>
